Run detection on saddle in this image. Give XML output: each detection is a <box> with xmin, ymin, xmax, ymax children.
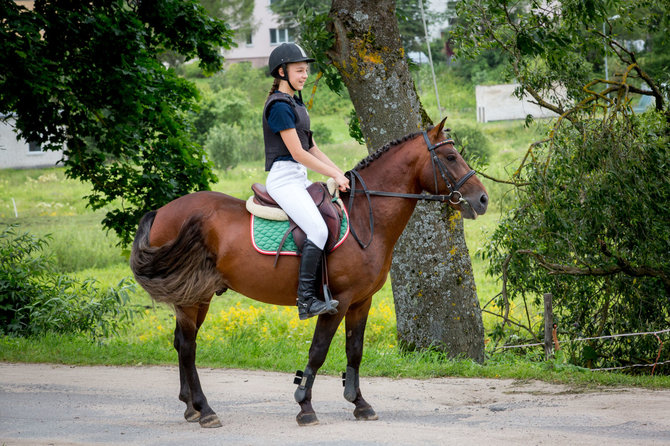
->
<box><xmin>248</xmin><ymin>182</ymin><xmax>343</xmax><ymax>254</ymax></box>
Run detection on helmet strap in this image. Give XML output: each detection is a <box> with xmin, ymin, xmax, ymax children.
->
<box><xmin>279</xmin><ymin>63</ymin><xmax>303</xmax><ymax>102</ymax></box>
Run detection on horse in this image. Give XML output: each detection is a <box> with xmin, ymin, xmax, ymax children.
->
<box><xmin>129</xmin><ymin>118</ymin><xmax>488</xmax><ymax>428</ymax></box>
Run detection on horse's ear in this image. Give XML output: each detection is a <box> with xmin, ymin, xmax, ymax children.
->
<box><xmin>431</xmin><ymin>117</ymin><xmax>448</xmax><ymax>139</ymax></box>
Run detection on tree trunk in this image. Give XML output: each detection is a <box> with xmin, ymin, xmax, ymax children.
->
<box><xmin>328</xmin><ymin>0</ymin><xmax>484</xmax><ymax>362</ymax></box>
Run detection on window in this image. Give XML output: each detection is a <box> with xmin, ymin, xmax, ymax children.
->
<box><xmin>245</xmin><ymin>32</ymin><xmax>253</xmax><ymax>46</ymax></box>
<box><xmin>28</xmin><ymin>141</ymin><xmax>41</xmax><ymax>152</ymax></box>
<box><xmin>269</xmin><ymin>28</ymin><xmax>292</xmax><ymax>45</ymax></box>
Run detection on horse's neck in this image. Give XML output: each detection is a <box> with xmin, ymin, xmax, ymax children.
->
<box><xmin>348</xmin><ymin>144</ymin><xmax>423</xmax><ymax>245</ymax></box>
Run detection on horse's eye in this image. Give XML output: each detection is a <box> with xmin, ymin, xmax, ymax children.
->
<box><xmin>446</xmin><ymin>154</ymin><xmax>457</xmax><ymax>162</ymax></box>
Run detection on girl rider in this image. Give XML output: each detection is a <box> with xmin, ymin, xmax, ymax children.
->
<box><xmin>263</xmin><ymin>43</ymin><xmax>350</xmax><ymax>320</ymax></box>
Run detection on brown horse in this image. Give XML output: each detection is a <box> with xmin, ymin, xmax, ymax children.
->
<box><xmin>130</xmin><ymin>118</ymin><xmax>488</xmax><ymax>428</ymax></box>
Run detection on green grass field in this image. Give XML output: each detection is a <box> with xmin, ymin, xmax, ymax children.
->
<box><xmin>2</xmin><ymin>66</ymin><xmax>667</xmax><ymax>389</ymax></box>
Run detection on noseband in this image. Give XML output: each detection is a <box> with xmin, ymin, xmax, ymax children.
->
<box><xmin>345</xmin><ymin>130</ymin><xmax>477</xmax><ymax>249</ymax></box>
<box><xmin>423</xmin><ymin>132</ymin><xmax>476</xmax><ymax>206</ymax></box>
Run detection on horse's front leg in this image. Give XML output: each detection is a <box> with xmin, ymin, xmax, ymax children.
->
<box><xmin>343</xmin><ymin>297</ymin><xmax>378</xmax><ymax>420</ymax></box>
<box><xmin>294</xmin><ymin>309</ymin><xmax>346</xmax><ymax>426</ymax></box>
<box><xmin>174</xmin><ymin>304</ymin><xmax>221</xmax><ymax>428</ymax></box>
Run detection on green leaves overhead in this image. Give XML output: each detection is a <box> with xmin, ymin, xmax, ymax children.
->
<box><xmin>0</xmin><ymin>0</ymin><xmax>234</xmax><ymax>246</ymax></box>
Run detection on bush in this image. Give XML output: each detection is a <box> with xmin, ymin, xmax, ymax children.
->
<box><xmin>191</xmin><ymin>87</ymin><xmax>258</xmax><ymax>146</ymax></box>
<box><xmin>210</xmin><ymin>62</ymin><xmax>270</xmax><ymax>107</ymax></box>
<box><xmin>450</xmin><ymin>124</ymin><xmax>491</xmax><ymax>163</ymax></box>
<box><xmin>312</xmin><ymin>122</ymin><xmax>333</xmax><ymax>144</ymax></box>
<box><xmin>0</xmin><ymin>227</ymin><xmax>51</xmax><ymax>333</ymax></box>
<box><xmin>190</xmin><ymin>86</ymin><xmax>264</xmax><ymax>169</ymax></box>
<box><xmin>0</xmin><ymin>225</ymin><xmax>141</xmax><ymax>338</ymax></box>
<box><xmin>205</xmin><ymin>123</ymin><xmax>242</xmax><ymax>170</ymax></box>
<box><xmin>484</xmin><ymin>110</ymin><xmax>670</xmax><ymax>372</ymax></box>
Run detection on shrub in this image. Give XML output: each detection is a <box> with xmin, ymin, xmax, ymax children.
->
<box><xmin>205</xmin><ymin>123</ymin><xmax>242</xmax><ymax>170</ymax></box>
<box><xmin>450</xmin><ymin>124</ymin><xmax>491</xmax><ymax>163</ymax></box>
<box><xmin>483</xmin><ymin>110</ymin><xmax>670</xmax><ymax>372</ymax></box>
<box><xmin>191</xmin><ymin>87</ymin><xmax>257</xmax><ymax>146</ymax></box>
<box><xmin>0</xmin><ymin>226</ymin><xmax>51</xmax><ymax>333</ymax></box>
<box><xmin>0</xmin><ymin>225</ymin><xmax>141</xmax><ymax>338</ymax></box>
<box><xmin>312</xmin><ymin>122</ymin><xmax>333</xmax><ymax>144</ymax></box>
<box><xmin>20</xmin><ymin>276</ymin><xmax>138</xmax><ymax>339</ymax></box>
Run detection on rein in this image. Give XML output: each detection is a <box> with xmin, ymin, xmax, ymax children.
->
<box><xmin>345</xmin><ymin>131</ymin><xmax>476</xmax><ymax>249</ymax></box>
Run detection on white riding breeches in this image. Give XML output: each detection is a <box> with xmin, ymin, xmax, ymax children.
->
<box><xmin>265</xmin><ymin>161</ymin><xmax>328</xmax><ymax>250</ymax></box>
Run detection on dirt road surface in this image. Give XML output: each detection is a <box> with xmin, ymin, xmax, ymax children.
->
<box><xmin>1</xmin><ymin>362</ymin><xmax>669</xmax><ymax>445</ymax></box>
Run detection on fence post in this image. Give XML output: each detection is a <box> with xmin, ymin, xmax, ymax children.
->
<box><xmin>544</xmin><ymin>293</ymin><xmax>553</xmax><ymax>360</ymax></box>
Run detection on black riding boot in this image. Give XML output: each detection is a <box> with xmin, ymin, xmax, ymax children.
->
<box><xmin>297</xmin><ymin>240</ymin><xmax>338</xmax><ymax>320</ymax></box>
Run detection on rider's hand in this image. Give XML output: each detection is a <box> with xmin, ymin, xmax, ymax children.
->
<box><xmin>334</xmin><ymin>173</ymin><xmax>350</xmax><ymax>192</ymax></box>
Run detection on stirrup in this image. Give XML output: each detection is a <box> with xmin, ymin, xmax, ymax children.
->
<box><xmin>298</xmin><ymin>297</ymin><xmax>338</xmax><ymax>320</ymax></box>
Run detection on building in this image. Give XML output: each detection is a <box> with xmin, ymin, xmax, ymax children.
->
<box><xmin>221</xmin><ymin>0</ymin><xmax>294</xmax><ymax>68</ymax></box>
<box><xmin>0</xmin><ymin>115</ymin><xmax>65</xmax><ymax>169</ymax></box>
<box><xmin>2</xmin><ymin>1</ymin><xmax>65</xmax><ymax>169</ymax></box>
<box><xmin>475</xmin><ymin>84</ymin><xmax>561</xmax><ymax>123</ymax></box>
<box><xmin>221</xmin><ymin>0</ymin><xmax>456</xmax><ymax>69</ymax></box>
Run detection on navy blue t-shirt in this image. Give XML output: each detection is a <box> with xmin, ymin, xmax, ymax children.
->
<box><xmin>267</xmin><ymin>101</ymin><xmax>297</xmax><ymax>133</ymax></box>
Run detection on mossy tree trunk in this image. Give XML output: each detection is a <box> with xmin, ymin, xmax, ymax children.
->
<box><xmin>328</xmin><ymin>0</ymin><xmax>484</xmax><ymax>361</ymax></box>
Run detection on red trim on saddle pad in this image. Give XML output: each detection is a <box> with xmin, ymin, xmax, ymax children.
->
<box><xmin>250</xmin><ymin>206</ymin><xmax>350</xmax><ymax>256</ymax></box>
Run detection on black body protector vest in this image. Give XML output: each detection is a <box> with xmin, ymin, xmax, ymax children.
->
<box><xmin>263</xmin><ymin>92</ymin><xmax>313</xmax><ymax>171</ymax></box>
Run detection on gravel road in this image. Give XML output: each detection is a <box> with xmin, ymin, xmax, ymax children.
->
<box><xmin>1</xmin><ymin>363</ymin><xmax>669</xmax><ymax>445</ymax></box>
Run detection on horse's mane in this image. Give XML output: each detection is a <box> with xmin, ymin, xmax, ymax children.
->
<box><xmin>351</xmin><ymin>126</ymin><xmax>434</xmax><ymax>171</ymax></box>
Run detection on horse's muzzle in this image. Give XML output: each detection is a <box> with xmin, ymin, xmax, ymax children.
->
<box><xmin>459</xmin><ymin>192</ymin><xmax>488</xmax><ymax>219</ymax></box>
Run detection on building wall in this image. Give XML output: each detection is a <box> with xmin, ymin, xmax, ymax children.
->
<box><xmin>222</xmin><ymin>0</ymin><xmax>285</xmax><ymax>68</ymax></box>
<box><xmin>475</xmin><ymin>84</ymin><xmax>560</xmax><ymax>123</ymax></box>
<box><xmin>0</xmin><ymin>117</ymin><xmax>64</xmax><ymax>169</ymax></box>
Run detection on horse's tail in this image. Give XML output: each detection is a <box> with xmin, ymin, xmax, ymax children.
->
<box><xmin>130</xmin><ymin>211</ymin><xmax>226</xmax><ymax>306</ymax></box>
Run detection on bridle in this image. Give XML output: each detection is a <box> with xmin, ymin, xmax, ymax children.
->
<box><xmin>345</xmin><ymin>130</ymin><xmax>476</xmax><ymax>249</ymax></box>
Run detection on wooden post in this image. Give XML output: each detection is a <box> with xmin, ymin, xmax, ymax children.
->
<box><xmin>543</xmin><ymin>293</ymin><xmax>553</xmax><ymax>360</ymax></box>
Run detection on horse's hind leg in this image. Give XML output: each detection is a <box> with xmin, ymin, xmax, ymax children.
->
<box><xmin>294</xmin><ymin>310</ymin><xmax>346</xmax><ymax>426</ymax></box>
<box><xmin>344</xmin><ymin>298</ymin><xmax>378</xmax><ymax>421</ymax></box>
<box><xmin>174</xmin><ymin>320</ymin><xmax>199</xmax><ymax>422</ymax></box>
<box><xmin>174</xmin><ymin>303</ymin><xmax>222</xmax><ymax>428</ymax></box>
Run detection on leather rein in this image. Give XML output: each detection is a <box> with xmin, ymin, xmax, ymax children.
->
<box><xmin>344</xmin><ymin>131</ymin><xmax>476</xmax><ymax>249</ymax></box>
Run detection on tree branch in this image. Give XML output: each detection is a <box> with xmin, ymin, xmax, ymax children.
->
<box><xmin>516</xmin><ymin>249</ymin><xmax>670</xmax><ymax>290</ymax></box>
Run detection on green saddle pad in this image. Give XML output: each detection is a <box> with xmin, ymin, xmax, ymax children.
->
<box><xmin>251</xmin><ymin>209</ymin><xmax>349</xmax><ymax>255</ymax></box>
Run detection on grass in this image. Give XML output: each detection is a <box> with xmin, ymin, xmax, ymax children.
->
<box><xmin>1</xmin><ymin>65</ymin><xmax>667</xmax><ymax>388</ymax></box>
<box><xmin>4</xmin><ymin>149</ymin><xmax>668</xmax><ymax>388</ymax></box>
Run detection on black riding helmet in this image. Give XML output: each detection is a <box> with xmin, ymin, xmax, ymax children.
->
<box><xmin>269</xmin><ymin>43</ymin><xmax>315</xmax><ymax>100</ymax></box>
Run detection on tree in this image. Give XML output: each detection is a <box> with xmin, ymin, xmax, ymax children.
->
<box><xmin>455</xmin><ymin>0</ymin><xmax>669</xmax><ymax>370</ymax></box>
<box><xmin>302</xmin><ymin>0</ymin><xmax>484</xmax><ymax>361</ymax></box>
<box><xmin>0</xmin><ymin>0</ymin><xmax>234</xmax><ymax>246</ymax></box>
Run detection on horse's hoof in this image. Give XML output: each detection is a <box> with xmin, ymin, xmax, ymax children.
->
<box><xmin>184</xmin><ymin>407</ymin><xmax>201</xmax><ymax>422</ymax></box>
<box><xmin>296</xmin><ymin>411</ymin><xmax>319</xmax><ymax>426</ymax></box>
<box><xmin>199</xmin><ymin>413</ymin><xmax>222</xmax><ymax>428</ymax></box>
<box><xmin>354</xmin><ymin>406</ymin><xmax>378</xmax><ymax>421</ymax></box>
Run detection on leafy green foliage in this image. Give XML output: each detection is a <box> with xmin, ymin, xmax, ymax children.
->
<box><xmin>484</xmin><ymin>109</ymin><xmax>670</xmax><ymax>371</ymax></box>
<box><xmin>0</xmin><ymin>1</ymin><xmax>234</xmax><ymax>246</ymax></box>
<box><xmin>208</xmin><ymin>62</ymin><xmax>271</xmax><ymax>109</ymax></box>
<box><xmin>0</xmin><ymin>226</ymin><xmax>51</xmax><ymax>333</ymax></box>
<box><xmin>191</xmin><ymin>87</ymin><xmax>263</xmax><ymax>169</ymax></box>
<box><xmin>0</xmin><ymin>225</ymin><xmax>141</xmax><ymax>338</ymax></box>
<box><xmin>311</xmin><ymin>122</ymin><xmax>334</xmax><ymax>144</ymax></box>
<box><xmin>458</xmin><ymin>0</ymin><xmax>670</xmax><ymax>372</ymax></box>
<box><xmin>451</xmin><ymin>124</ymin><xmax>491</xmax><ymax>163</ymax></box>
<box><xmin>295</xmin><ymin>6</ymin><xmax>345</xmax><ymax>95</ymax></box>
<box><xmin>204</xmin><ymin>123</ymin><xmax>242</xmax><ymax>170</ymax></box>
<box><xmin>347</xmin><ymin>109</ymin><xmax>365</xmax><ymax>144</ymax></box>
